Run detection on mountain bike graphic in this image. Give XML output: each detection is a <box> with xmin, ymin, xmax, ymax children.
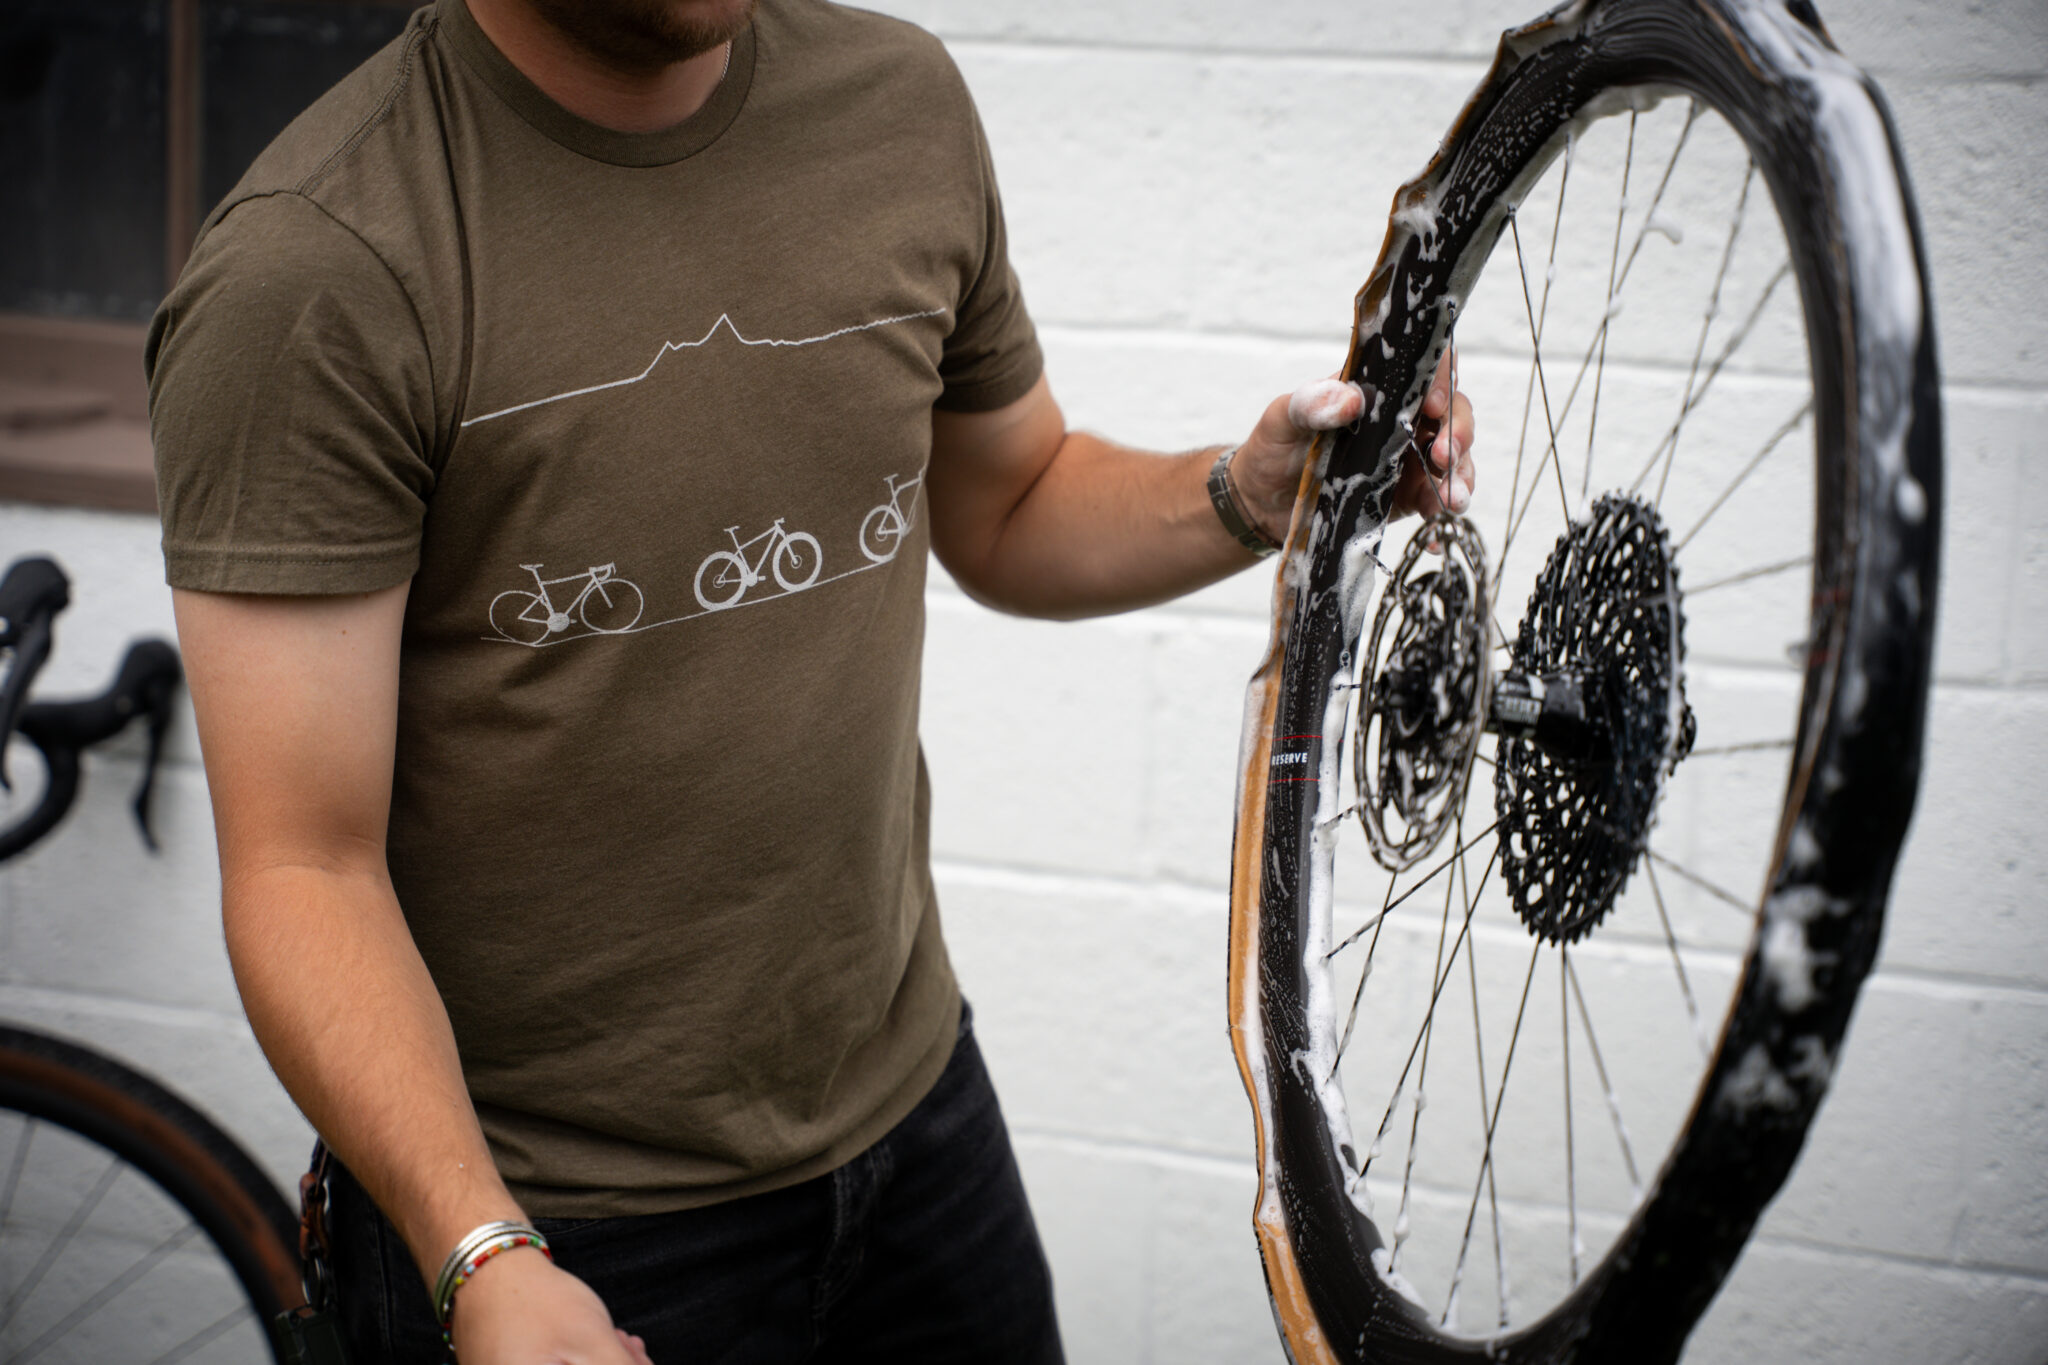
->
<box><xmin>489</xmin><ymin>563</ymin><xmax>645</xmax><ymax>644</ymax></box>
<box><xmin>694</xmin><ymin>519</ymin><xmax>823</xmax><ymax>610</ymax></box>
<box><xmin>859</xmin><ymin>471</ymin><xmax>925</xmax><ymax>563</ymax></box>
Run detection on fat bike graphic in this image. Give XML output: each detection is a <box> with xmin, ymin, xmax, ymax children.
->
<box><xmin>694</xmin><ymin>519</ymin><xmax>824</xmax><ymax>610</ymax></box>
<box><xmin>490</xmin><ymin>563</ymin><xmax>645</xmax><ymax>644</ymax></box>
<box><xmin>858</xmin><ymin>472</ymin><xmax>925</xmax><ymax>563</ymax></box>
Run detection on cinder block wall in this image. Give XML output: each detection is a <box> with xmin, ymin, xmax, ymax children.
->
<box><xmin>2</xmin><ymin>1</ymin><xmax>2043</xmax><ymax>1360</ymax></box>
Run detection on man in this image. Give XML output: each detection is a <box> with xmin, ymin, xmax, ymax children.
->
<box><xmin>149</xmin><ymin>0</ymin><xmax>1474</xmax><ymax>1360</ymax></box>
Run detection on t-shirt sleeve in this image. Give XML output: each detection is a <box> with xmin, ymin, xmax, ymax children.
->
<box><xmin>935</xmin><ymin>104</ymin><xmax>1043</xmax><ymax>414</ymax></box>
<box><xmin>148</xmin><ymin>192</ymin><xmax>439</xmax><ymax>594</ymax></box>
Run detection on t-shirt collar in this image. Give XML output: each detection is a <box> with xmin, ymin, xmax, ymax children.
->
<box><xmin>438</xmin><ymin>0</ymin><xmax>756</xmax><ymax>167</ymax></box>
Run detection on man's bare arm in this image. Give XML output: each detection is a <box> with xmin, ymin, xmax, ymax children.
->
<box><xmin>925</xmin><ymin>369</ymin><xmax>1474</xmax><ymax>619</ymax></box>
<box><xmin>173</xmin><ymin>585</ymin><xmax>650</xmax><ymax>1365</ymax></box>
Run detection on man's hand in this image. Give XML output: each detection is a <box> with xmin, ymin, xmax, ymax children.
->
<box><xmin>449</xmin><ymin>1251</ymin><xmax>655</xmax><ymax>1365</ymax></box>
<box><xmin>924</xmin><ymin>359</ymin><xmax>1474</xmax><ymax>619</ymax></box>
<box><xmin>1225</xmin><ymin>360</ymin><xmax>1477</xmax><ymax>546</ymax></box>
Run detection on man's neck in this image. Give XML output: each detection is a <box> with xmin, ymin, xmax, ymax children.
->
<box><xmin>465</xmin><ymin>0</ymin><xmax>731</xmax><ymax>134</ymax></box>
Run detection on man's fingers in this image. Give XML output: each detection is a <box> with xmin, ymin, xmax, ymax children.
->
<box><xmin>1426</xmin><ymin>390</ymin><xmax>1475</xmax><ymax>472</ymax></box>
<box><xmin>618</xmin><ymin>1329</ymin><xmax>655</xmax><ymax>1364</ymax></box>
<box><xmin>1287</xmin><ymin>377</ymin><xmax>1366</xmax><ymax>433</ymax></box>
<box><xmin>1421</xmin><ymin>353</ymin><xmax>1453</xmax><ymax>420</ymax></box>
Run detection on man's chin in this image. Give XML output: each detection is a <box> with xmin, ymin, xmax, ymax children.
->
<box><xmin>529</xmin><ymin>0</ymin><xmax>758</xmax><ymax>72</ymax></box>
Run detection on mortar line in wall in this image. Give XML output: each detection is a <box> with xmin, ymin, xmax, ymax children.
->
<box><xmin>1010</xmin><ymin>1126</ymin><xmax>2048</xmax><ymax>1287</ymax></box>
<box><xmin>1009</xmin><ymin>1125</ymin><xmax>1254</xmax><ymax>1180</ymax></box>
<box><xmin>0</xmin><ymin>981</ymin><xmax>259</xmax><ymax>1034</ymax></box>
<box><xmin>931</xmin><ymin>582</ymin><xmax>2048</xmax><ymax>690</ymax></box>
<box><xmin>923</xmin><ymin>586</ymin><xmax>1272</xmax><ymax>639</ymax></box>
<box><xmin>946</xmin><ymin>35</ymin><xmax>1491</xmax><ymax>74</ymax></box>
<box><xmin>944</xmin><ymin>34</ymin><xmax>2040</xmax><ymax>90</ymax></box>
<box><xmin>1739</xmin><ymin>1229</ymin><xmax>2048</xmax><ymax>1286</ymax></box>
<box><xmin>931</xmin><ymin>855</ymin><xmax>1225</xmax><ymax>907</ymax></box>
<box><xmin>1037</xmin><ymin>323</ymin><xmax>2048</xmax><ymax>407</ymax></box>
<box><xmin>935</xmin><ymin>855</ymin><xmax>2048</xmax><ymax>1000</ymax></box>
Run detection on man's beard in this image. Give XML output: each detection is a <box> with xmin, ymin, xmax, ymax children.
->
<box><xmin>525</xmin><ymin>0</ymin><xmax>758</xmax><ymax>74</ymax></box>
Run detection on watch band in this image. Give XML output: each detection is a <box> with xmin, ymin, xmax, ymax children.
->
<box><xmin>1207</xmin><ymin>447</ymin><xmax>1282</xmax><ymax>557</ymax></box>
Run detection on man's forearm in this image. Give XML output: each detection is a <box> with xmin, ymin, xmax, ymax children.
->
<box><xmin>225</xmin><ymin>861</ymin><xmax>524</xmax><ymax>1282</ymax></box>
<box><xmin>939</xmin><ymin>430</ymin><xmax>1253</xmax><ymax>619</ymax></box>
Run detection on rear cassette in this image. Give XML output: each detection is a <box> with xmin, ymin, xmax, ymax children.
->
<box><xmin>1496</xmin><ymin>494</ymin><xmax>1696</xmax><ymax>944</ymax></box>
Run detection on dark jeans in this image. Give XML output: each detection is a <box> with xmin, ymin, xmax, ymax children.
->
<box><xmin>325</xmin><ymin>1006</ymin><xmax>1064</xmax><ymax>1364</ymax></box>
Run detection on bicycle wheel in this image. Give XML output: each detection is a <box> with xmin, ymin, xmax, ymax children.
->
<box><xmin>578</xmin><ymin>578</ymin><xmax>644</xmax><ymax>634</ymax></box>
<box><xmin>693</xmin><ymin>552</ymin><xmax>750</xmax><ymax>611</ymax></box>
<box><xmin>0</xmin><ymin>1025</ymin><xmax>300</xmax><ymax>1363</ymax></box>
<box><xmin>858</xmin><ymin>506</ymin><xmax>904</xmax><ymax>563</ymax></box>
<box><xmin>487</xmin><ymin>590</ymin><xmax>552</xmax><ymax>645</ymax></box>
<box><xmin>772</xmin><ymin>532</ymin><xmax>823</xmax><ymax>592</ymax></box>
<box><xmin>1226</xmin><ymin>1</ymin><xmax>1940</xmax><ymax>1361</ymax></box>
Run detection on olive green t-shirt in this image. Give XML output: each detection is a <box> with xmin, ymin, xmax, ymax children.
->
<box><xmin>147</xmin><ymin>0</ymin><xmax>1042</xmax><ymax>1216</ymax></box>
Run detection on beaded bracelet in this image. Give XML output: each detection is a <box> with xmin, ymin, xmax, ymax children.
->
<box><xmin>433</xmin><ymin>1219</ymin><xmax>553</xmax><ymax>1351</ymax></box>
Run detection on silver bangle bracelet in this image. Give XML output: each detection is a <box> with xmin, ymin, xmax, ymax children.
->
<box><xmin>433</xmin><ymin>1219</ymin><xmax>550</xmax><ymax>1331</ymax></box>
<box><xmin>1206</xmin><ymin>446</ymin><xmax>1282</xmax><ymax>557</ymax></box>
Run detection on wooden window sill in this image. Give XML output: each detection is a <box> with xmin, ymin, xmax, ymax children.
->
<box><xmin>0</xmin><ymin>315</ymin><xmax>157</xmax><ymax>516</ymax></box>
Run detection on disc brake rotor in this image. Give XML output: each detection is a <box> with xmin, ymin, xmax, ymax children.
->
<box><xmin>1354</xmin><ymin>513</ymin><xmax>1491</xmax><ymax>871</ymax></box>
<box><xmin>1495</xmin><ymin>493</ymin><xmax>1696</xmax><ymax>944</ymax></box>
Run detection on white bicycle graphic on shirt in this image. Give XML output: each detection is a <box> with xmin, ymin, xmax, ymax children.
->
<box><xmin>858</xmin><ymin>471</ymin><xmax>925</xmax><ymax>563</ymax></box>
<box><xmin>489</xmin><ymin>562</ymin><xmax>645</xmax><ymax>644</ymax></box>
<box><xmin>693</xmin><ymin>519</ymin><xmax>824</xmax><ymax>610</ymax></box>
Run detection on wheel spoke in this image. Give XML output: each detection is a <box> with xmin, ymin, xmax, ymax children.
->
<box><xmin>1503</xmin><ymin>102</ymin><xmax>1700</xmax><ymax>570</ymax></box>
<box><xmin>14</xmin><ymin>1222</ymin><xmax>201</xmax><ymax>1364</ymax></box>
<box><xmin>1645</xmin><ymin>861</ymin><xmax>1713</xmax><ymax>1060</ymax></box>
<box><xmin>1675</xmin><ymin>401</ymin><xmax>1812</xmax><ymax>551</ymax></box>
<box><xmin>1614</xmin><ymin>101</ymin><xmax>1703</xmax><ymax>294</ymax></box>
<box><xmin>1655</xmin><ymin>159</ymin><xmax>1760</xmax><ymax>509</ymax></box>
<box><xmin>1647</xmin><ymin>847</ymin><xmax>1756</xmax><ymax>916</ymax></box>
<box><xmin>1581</xmin><ymin>111</ymin><xmax>1638</xmax><ymax>501</ymax></box>
<box><xmin>1328</xmin><ymin>820</ymin><xmax>1502</xmax><ymax>961</ymax></box>
<box><xmin>147</xmin><ymin>1304</ymin><xmax>258</xmax><ymax>1365</ymax></box>
<box><xmin>1458</xmin><ymin>842</ymin><xmax>1511</xmax><ymax>1329</ymax></box>
<box><xmin>0</xmin><ymin>1154</ymin><xmax>122</xmax><ymax>1332</ymax></box>
<box><xmin>1508</xmin><ymin>215</ymin><xmax>1574</xmax><ymax>525</ymax></box>
<box><xmin>1354</xmin><ymin>845</ymin><xmax>1500</xmax><ymax>1189</ymax></box>
<box><xmin>1333</xmin><ymin>876</ymin><xmax>1400</xmax><ymax>1071</ymax></box>
<box><xmin>1561</xmin><ymin>949</ymin><xmax>1581</xmax><ymax>1286</ymax></box>
<box><xmin>1565</xmin><ymin>955</ymin><xmax>1643</xmax><ymax>1195</ymax></box>
<box><xmin>1686</xmin><ymin>555</ymin><xmax>1812</xmax><ymax>595</ymax></box>
<box><xmin>1504</xmin><ymin>141</ymin><xmax>1574</xmax><ymax>559</ymax></box>
<box><xmin>0</xmin><ymin>1116</ymin><xmax>33</xmax><ymax>1229</ymax></box>
<box><xmin>1686</xmin><ymin>738</ymin><xmax>1795</xmax><ymax>758</ymax></box>
<box><xmin>1444</xmin><ymin>940</ymin><xmax>1543</xmax><ymax>1327</ymax></box>
<box><xmin>1390</xmin><ymin>859</ymin><xmax>1466</xmax><ymax>1271</ymax></box>
<box><xmin>1628</xmin><ymin>260</ymin><xmax>1793</xmax><ymax>497</ymax></box>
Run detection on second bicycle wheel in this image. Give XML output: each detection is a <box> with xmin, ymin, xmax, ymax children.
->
<box><xmin>1226</xmin><ymin>1</ymin><xmax>1941</xmax><ymax>1361</ymax></box>
<box><xmin>0</xmin><ymin>1026</ymin><xmax>301</xmax><ymax>1363</ymax></box>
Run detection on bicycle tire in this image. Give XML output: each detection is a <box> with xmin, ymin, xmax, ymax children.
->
<box><xmin>578</xmin><ymin>578</ymin><xmax>644</xmax><ymax>634</ymax></box>
<box><xmin>0</xmin><ymin>1024</ymin><xmax>300</xmax><ymax>1363</ymax></box>
<box><xmin>858</xmin><ymin>506</ymin><xmax>904</xmax><ymax>563</ymax></box>
<box><xmin>772</xmin><ymin>532</ymin><xmax>824</xmax><ymax>593</ymax></box>
<box><xmin>1226</xmin><ymin>1</ymin><xmax>1940</xmax><ymax>1361</ymax></box>
<box><xmin>693</xmin><ymin>552</ymin><xmax>750</xmax><ymax>611</ymax></box>
<box><xmin>487</xmin><ymin>590</ymin><xmax>552</xmax><ymax>645</ymax></box>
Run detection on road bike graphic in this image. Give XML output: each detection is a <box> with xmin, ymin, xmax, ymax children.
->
<box><xmin>694</xmin><ymin>519</ymin><xmax>824</xmax><ymax>610</ymax></box>
<box><xmin>858</xmin><ymin>471</ymin><xmax>925</xmax><ymax>563</ymax></box>
<box><xmin>489</xmin><ymin>562</ymin><xmax>645</xmax><ymax>644</ymax></box>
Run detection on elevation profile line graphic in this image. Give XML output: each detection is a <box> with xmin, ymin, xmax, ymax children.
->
<box><xmin>461</xmin><ymin>307</ymin><xmax>947</xmax><ymax>428</ymax></box>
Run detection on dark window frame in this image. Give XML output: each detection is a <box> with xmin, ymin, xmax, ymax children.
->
<box><xmin>1</xmin><ymin>0</ymin><xmax>416</xmax><ymax>514</ymax></box>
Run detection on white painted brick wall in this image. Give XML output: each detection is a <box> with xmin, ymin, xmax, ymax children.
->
<box><xmin>2</xmin><ymin>1</ymin><xmax>2043</xmax><ymax>1359</ymax></box>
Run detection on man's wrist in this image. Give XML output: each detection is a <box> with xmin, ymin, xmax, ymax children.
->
<box><xmin>1206</xmin><ymin>446</ymin><xmax>1282</xmax><ymax>556</ymax></box>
